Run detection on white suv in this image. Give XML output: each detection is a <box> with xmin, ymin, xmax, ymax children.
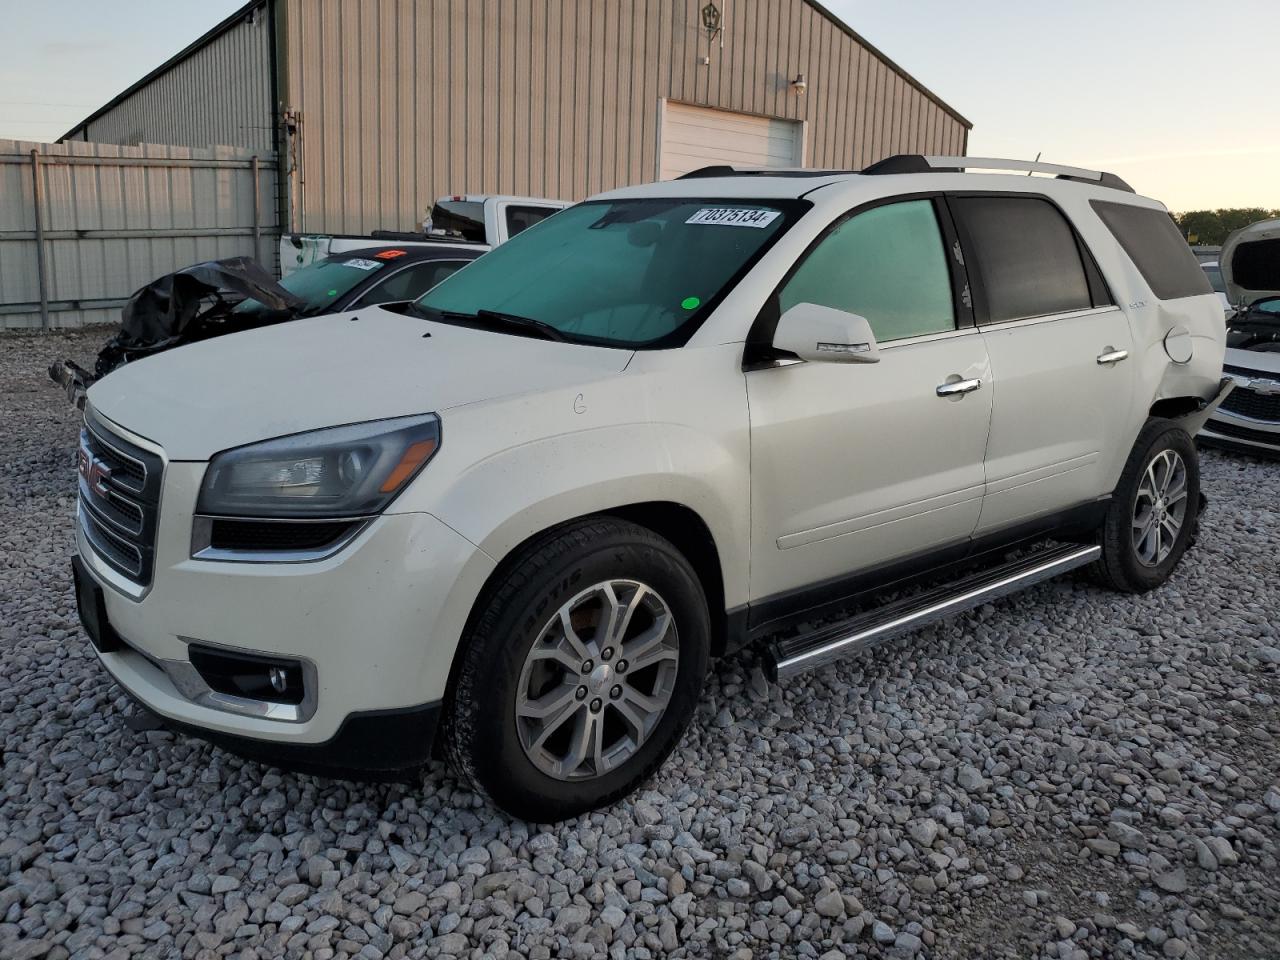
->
<box><xmin>73</xmin><ymin>156</ymin><xmax>1229</xmax><ymax>821</ymax></box>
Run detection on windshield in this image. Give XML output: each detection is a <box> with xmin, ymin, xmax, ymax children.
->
<box><xmin>1201</xmin><ymin>263</ymin><xmax>1225</xmax><ymax>294</ymax></box>
<box><xmin>414</xmin><ymin>198</ymin><xmax>802</xmax><ymax>347</ymax></box>
<box><xmin>234</xmin><ymin>256</ymin><xmax>385</xmax><ymax>317</ymax></box>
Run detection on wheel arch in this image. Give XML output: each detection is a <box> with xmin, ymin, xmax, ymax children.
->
<box><xmin>434</xmin><ymin>500</ymin><xmax>735</xmax><ymax>753</ymax></box>
<box><xmin>1148</xmin><ymin>377</ymin><xmax>1234</xmax><ymax>436</ymax></box>
<box><xmin>1149</xmin><ymin>396</ymin><xmax>1203</xmax><ymax>420</ymax></box>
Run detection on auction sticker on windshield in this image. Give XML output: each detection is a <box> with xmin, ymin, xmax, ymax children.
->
<box><xmin>685</xmin><ymin>208</ymin><xmax>780</xmax><ymax>228</ymax></box>
<box><xmin>341</xmin><ymin>258</ymin><xmax>384</xmax><ymax>271</ymax></box>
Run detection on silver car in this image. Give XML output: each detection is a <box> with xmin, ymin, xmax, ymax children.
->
<box><xmin>1201</xmin><ymin>218</ymin><xmax>1280</xmax><ymax>456</ymax></box>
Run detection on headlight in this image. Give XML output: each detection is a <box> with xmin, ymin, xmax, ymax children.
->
<box><xmin>196</xmin><ymin>415</ymin><xmax>440</xmax><ymax>518</ymax></box>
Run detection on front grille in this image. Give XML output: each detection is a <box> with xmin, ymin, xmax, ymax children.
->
<box><xmin>1204</xmin><ymin>417</ymin><xmax>1280</xmax><ymax>447</ymax></box>
<box><xmin>78</xmin><ymin>411</ymin><xmax>164</xmax><ymax>586</ymax></box>
<box><xmin>1219</xmin><ymin>382</ymin><xmax>1280</xmax><ymax>423</ymax></box>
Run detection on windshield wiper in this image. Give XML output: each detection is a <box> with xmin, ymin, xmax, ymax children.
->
<box><xmin>437</xmin><ymin>308</ymin><xmax>568</xmax><ymax>342</ymax></box>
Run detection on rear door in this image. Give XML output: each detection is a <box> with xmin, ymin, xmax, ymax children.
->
<box><xmin>747</xmin><ymin>197</ymin><xmax>993</xmax><ymax>605</ymax></box>
<box><xmin>949</xmin><ymin>194</ymin><xmax>1134</xmax><ymax>534</ymax></box>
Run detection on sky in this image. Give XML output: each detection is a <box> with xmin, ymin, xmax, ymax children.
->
<box><xmin>1</xmin><ymin>1</ymin><xmax>1277</xmax><ymax>212</ymax></box>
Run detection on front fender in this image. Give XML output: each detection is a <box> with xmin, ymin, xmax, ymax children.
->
<box><xmin>414</xmin><ymin>419</ymin><xmax>751</xmax><ymax>609</ymax></box>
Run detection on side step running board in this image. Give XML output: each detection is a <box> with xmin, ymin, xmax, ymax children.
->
<box><xmin>768</xmin><ymin>543</ymin><xmax>1100</xmax><ymax>679</ymax></box>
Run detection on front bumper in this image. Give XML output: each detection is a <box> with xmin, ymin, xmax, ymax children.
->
<box><xmin>125</xmin><ymin>689</ymin><xmax>443</xmax><ymax>776</ymax></box>
<box><xmin>77</xmin><ymin>454</ymin><xmax>495</xmax><ymax>752</ymax></box>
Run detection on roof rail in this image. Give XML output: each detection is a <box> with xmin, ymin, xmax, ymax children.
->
<box><xmin>676</xmin><ymin>166</ymin><xmax>854</xmax><ymax>180</ymax></box>
<box><xmin>862</xmin><ymin>154</ymin><xmax>1135</xmax><ymax>193</ymax></box>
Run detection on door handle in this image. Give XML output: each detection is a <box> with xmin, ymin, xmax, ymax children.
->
<box><xmin>936</xmin><ymin>377</ymin><xmax>982</xmax><ymax>397</ymax></box>
<box><xmin>1096</xmin><ymin>348</ymin><xmax>1129</xmax><ymax>365</ymax></box>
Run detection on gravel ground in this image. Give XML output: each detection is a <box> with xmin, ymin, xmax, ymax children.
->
<box><xmin>2</xmin><ymin>329</ymin><xmax>1279</xmax><ymax>960</ymax></box>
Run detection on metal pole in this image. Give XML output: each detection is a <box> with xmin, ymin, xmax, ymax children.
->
<box><xmin>29</xmin><ymin>149</ymin><xmax>50</xmax><ymax>330</ymax></box>
<box><xmin>251</xmin><ymin>155</ymin><xmax>262</xmax><ymax>264</ymax></box>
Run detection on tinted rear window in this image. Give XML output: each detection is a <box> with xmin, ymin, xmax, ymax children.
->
<box><xmin>430</xmin><ymin>200</ymin><xmax>486</xmax><ymax>241</ymax></box>
<box><xmin>1231</xmin><ymin>236</ymin><xmax>1280</xmax><ymax>293</ymax></box>
<box><xmin>1091</xmin><ymin>200</ymin><xmax>1213</xmax><ymax>300</ymax></box>
<box><xmin>952</xmin><ymin>196</ymin><xmax>1093</xmax><ymax>323</ymax></box>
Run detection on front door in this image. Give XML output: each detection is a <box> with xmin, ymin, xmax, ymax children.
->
<box><xmin>747</xmin><ymin>198</ymin><xmax>993</xmax><ymax>607</ymax></box>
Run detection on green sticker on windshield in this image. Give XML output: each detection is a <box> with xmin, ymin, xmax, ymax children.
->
<box><xmin>681</xmin><ymin>296</ymin><xmax>701</xmax><ymax>310</ymax></box>
<box><xmin>326</xmin><ymin>289</ymin><xmax>338</xmax><ymax>297</ymax></box>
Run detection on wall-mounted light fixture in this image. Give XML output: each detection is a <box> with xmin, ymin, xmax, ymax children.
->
<box><xmin>791</xmin><ymin>73</ymin><xmax>807</xmax><ymax>95</ymax></box>
<box><xmin>701</xmin><ymin>2</ymin><xmax>722</xmax><ymax>42</ymax></box>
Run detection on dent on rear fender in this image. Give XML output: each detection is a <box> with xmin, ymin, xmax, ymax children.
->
<box><xmin>1149</xmin><ymin>298</ymin><xmax>1224</xmax><ymax>397</ymax></box>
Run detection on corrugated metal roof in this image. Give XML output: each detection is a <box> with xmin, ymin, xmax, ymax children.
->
<box><xmin>58</xmin><ymin>0</ymin><xmax>268</xmax><ymax>143</ymax></box>
<box><xmin>804</xmin><ymin>1</ymin><xmax>969</xmax><ymax>129</ymax></box>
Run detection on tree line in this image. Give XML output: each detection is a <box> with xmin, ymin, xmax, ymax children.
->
<box><xmin>1173</xmin><ymin>209</ymin><xmax>1279</xmax><ymax>246</ymax></box>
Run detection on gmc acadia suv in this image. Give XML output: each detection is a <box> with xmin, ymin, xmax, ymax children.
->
<box><xmin>72</xmin><ymin>155</ymin><xmax>1230</xmax><ymax>821</ymax></box>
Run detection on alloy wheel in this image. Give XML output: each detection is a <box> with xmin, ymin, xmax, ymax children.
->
<box><xmin>515</xmin><ymin>579</ymin><xmax>679</xmax><ymax>780</ymax></box>
<box><xmin>1131</xmin><ymin>448</ymin><xmax>1188</xmax><ymax>566</ymax></box>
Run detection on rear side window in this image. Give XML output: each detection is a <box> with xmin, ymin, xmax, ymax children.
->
<box><xmin>952</xmin><ymin>196</ymin><xmax>1093</xmax><ymax>323</ymax></box>
<box><xmin>1091</xmin><ymin>200</ymin><xmax>1213</xmax><ymax>300</ymax></box>
<box><xmin>505</xmin><ymin>205</ymin><xmax>557</xmax><ymax>238</ymax></box>
<box><xmin>356</xmin><ymin>260</ymin><xmax>469</xmax><ymax>306</ymax></box>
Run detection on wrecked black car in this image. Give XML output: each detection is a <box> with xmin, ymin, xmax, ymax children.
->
<box><xmin>1201</xmin><ymin>218</ymin><xmax>1280</xmax><ymax>456</ymax></box>
<box><xmin>50</xmin><ymin>245</ymin><xmax>482</xmax><ymax>407</ymax></box>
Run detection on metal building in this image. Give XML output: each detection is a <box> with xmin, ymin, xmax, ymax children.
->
<box><xmin>62</xmin><ymin>0</ymin><xmax>970</xmax><ymax>236</ymax></box>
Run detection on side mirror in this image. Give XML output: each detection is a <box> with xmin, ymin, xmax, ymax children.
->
<box><xmin>772</xmin><ymin>302</ymin><xmax>880</xmax><ymax>363</ymax></box>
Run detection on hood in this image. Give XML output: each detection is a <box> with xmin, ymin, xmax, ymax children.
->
<box><xmin>86</xmin><ymin>307</ymin><xmax>632</xmax><ymax>460</ymax></box>
<box><xmin>117</xmin><ymin>257</ymin><xmax>303</xmax><ymax>350</ymax></box>
<box><xmin>1220</xmin><ymin>217</ymin><xmax>1280</xmax><ymax>309</ymax></box>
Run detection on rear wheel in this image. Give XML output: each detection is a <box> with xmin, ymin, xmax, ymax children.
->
<box><xmin>444</xmin><ymin>518</ymin><xmax>709</xmax><ymax>822</ymax></box>
<box><xmin>1091</xmin><ymin>419</ymin><xmax>1200</xmax><ymax>593</ymax></box>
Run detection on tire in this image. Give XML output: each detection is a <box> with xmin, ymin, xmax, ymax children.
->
<box><xmin>443</xmin><ymin>517</ymin><xmax>710</xmax><ymax>822</ymax></box>
<box><xmin>1090</xmin><ymin>418</ymin><xmax>1201</xmax><ymax>593</ymax></box>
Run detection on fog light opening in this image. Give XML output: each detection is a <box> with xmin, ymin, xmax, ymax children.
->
<box><xmin>187</xmin><ymin>644</ymin><xmax>307</xmax><ymax>707</ymax></box>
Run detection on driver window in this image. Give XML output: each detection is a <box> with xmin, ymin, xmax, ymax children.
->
<box><xmin>779</xmin><ymin>199</ymin><xmax>956</xmax><ymax>343</ymax></box>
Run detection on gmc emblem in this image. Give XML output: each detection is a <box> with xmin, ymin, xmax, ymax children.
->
<box><xmin>79</xmin><ymin>450</ymin><xmax>113</xmax><ymax>496</ymax></box>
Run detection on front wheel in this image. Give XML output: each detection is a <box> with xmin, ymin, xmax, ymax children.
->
<box><xmin>444</xmin><ymin>518</ymin><xmax>709</xmax><ymax>822</ymax></box>
<box><xmin>1090</xmin><ymin>419</ymin><xmax>1201</xmax><ymax>593</ymax></box>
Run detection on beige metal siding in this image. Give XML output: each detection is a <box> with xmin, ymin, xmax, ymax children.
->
<box><xmin>280</xmin><ymin>0</ymin><xmax>969</xmax><ymax>234</ymax></box>
<box><xmin>70</xmin><ymin>6</ymin><xmax>273</xmax><ymax>154</ymax></box>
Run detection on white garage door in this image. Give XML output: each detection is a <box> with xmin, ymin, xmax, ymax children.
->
<box><xmin>659</xmin><ymin>102</ymin><xmax>804</xmax><ymax>180</ymax></box>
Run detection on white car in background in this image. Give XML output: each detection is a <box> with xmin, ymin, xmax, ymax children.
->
<box><xmin>72</xmin><ymin>155</ymin><xmax>1227</xmax><ymax>821</ymax></box>
<box><xmin>1201</xmin><ymin>218</ymin><xmax>1280</xmax><ymax>456</ymax></box>
<box><xmin>1200</xmin><ymin>260</ymin><xmax>1234</xmax><ymax>317</ymax></box>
